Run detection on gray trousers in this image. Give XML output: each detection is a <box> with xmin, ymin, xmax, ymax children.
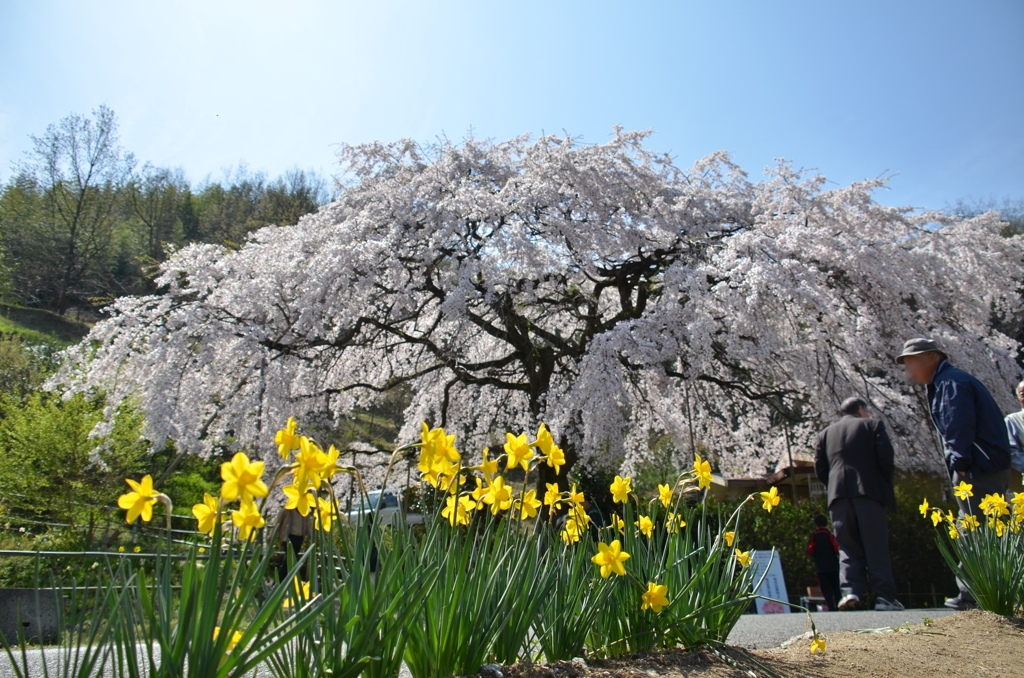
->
<box><xmin>829</xmin><ymin>496</ymin><xmax>898</xmax><ymax>602</ymax></box>
<box><xmin>951</xmin><ymin>468</ymin><xmax>1011</xmax><ymax>601</ymax></box>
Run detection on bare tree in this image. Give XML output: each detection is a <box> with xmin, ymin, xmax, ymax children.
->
<box><xmin>19</xmin><ymin>105</ymin><xmax>133</xmax><ymax>314</ymax></box>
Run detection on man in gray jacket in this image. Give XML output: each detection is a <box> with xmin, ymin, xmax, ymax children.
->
<box><xmin>814</xmin><ymin>397</ymin><xmax>903</xmax><ymax>611</ymax></box>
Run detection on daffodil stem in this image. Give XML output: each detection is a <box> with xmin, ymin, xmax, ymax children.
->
<box><xmin>377</xmin><ymin>443</ymin><xmax>417</xmax><ymax>499</ymax></box>
<box><xmin>156</xmin><ymin>493</ymin><xmax>173</xmax><ymax>543</ymax></box>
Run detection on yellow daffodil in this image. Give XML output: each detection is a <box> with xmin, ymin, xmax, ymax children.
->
<box><xmin>518</xmin><ymin>489</ymin><xmax>542</xmax><ymax>520</ymax></box>
<box><xmin>610</xmin><ymin>475</ymin><xmax>632</xmax><ymax>504</ymax></box>
<box><xmin>118</xmin><ymin>475</ymin><xmax>159</xmax><ymax>523</ymax></box>
<box><xmin>979</xmin><ymin>493</ymin><xmax>1009</xmax><ymax>518</ymax></box>
<box><xmin>420</xmin><ymin>422</ymin><xmax>460</xmax><ymax>463</ymax></box>
<box><xmin>735</xmin><ymin>550</ymin><xmax>752</xmax><ymax>568</ymax></box>
<box><xmin>441</xmin><ymin>494</ymin><xmax>459</xmax><ymax>525</ymax></box>
<box><xmin>535</xmin><ymin>422</ymin><xmax>554</xmax><ymax>455</ymax></box>
<box><xmin>988</xmin><ymin>517</ymin><xmax>1007</xmax><ymax>537</ymax></box>
<box><xmin>944</xmin><ymin>509</ymin><xmax>956</xmax><ymax>525</ymax></box>
<box><xmin>536</xmin><ymin>419</ymin><xmax>565</xmax><ymax>474</ymax></box>
<box><xmin>958</xmin><ymin>514</ymin><xmax>980</xmax><ymax>532</ymax></box>
<box><xmin>561</xmin><ymin>517</ymin><xmax>583</xmax><ymax>544</ymax></box>
<box><xmin>591</xmin><ymin>539</ymin><xmax>630</xmax><ymax>577</ymax></box>
<box><xmin>459</xmin><ymin>494</ymin><xmax>476</xmax><ymax>520</ymax></box>
<box><xmin>658</xmin><ymin>483</ymin><xmax>673</xmax><ymax>509</ymax></box>
<box><xmin>429</xmin><ymin>460</ymin><xmax>462</xmax><ymax>492</ymax></box>
<box><xmin>231</xmin><ymin>496</ymin><xmax>266</xmax><ymax>540</ymax></box>
<box><xmin>918</xmin><ymin>498</ymin><xmax>929</xmax><ymax>517</ymax></box>
<box><xmin>482</xmin><ymin>476</ymin><xmax>513</xmax><ymax>514</ymax></box>
<box><xmin>543</xmin><ymin>482</ymin><xmax>561</xmax><ymax>506</ymax></box>
<box><xmin>295</xmin><ymin>437</ymin><xmax>327</xmax><ymax>485</ymax></box>
<box><xmin>948</xmin><ymin>524</ymin><xmax>959</xmax><ymax>540</ymax></box>
<box><xmin>275</xmin><ymin>417</ymin><xmax>299</xmax><ymax>460</ymax></box>
<box><xmin>724</xmin><ymin>531</ymin><xmax>735</xmax><ymax>547</ymax></box>
<box><xmin>294</xmin><ymin>577</ymin><xmax>311</xmax><ymax>599</ymax></box>
<box><xmin>930</xmin><ymin>509</ymin><xmax>943</xmax><ymax>527</ymax></box>
<box><xmin>442</xmin><ymin>494</ymin><xmax>474</xmax><ymax>526</ymax></box>
<box><xmin>570</xmin><ymin>504</ymin><xmax>591</xmax><ymax>527</ymax></box>
<box><xmin>693</xmin><ymin>453</ymin><xmax>712</xmax><ymax>490</ymax></box>
<box><xmin>1012</xmin><ymin>492</ymin><xmax>1024</xmax><ymax>515</ymax></box>
<box><xmin>480</xmin><ymin>447</ymin><xmax>498</xmax><ymax>480</ymax></box>
<box><xmin>546</xmin><ymin>445</ymin><xmax>566</xmax><ymax>475</ymax></box>
<box><xmin>133</xmin><ymin>545</ymin><xmax>141</xmax><ymax>553</ymax></box>
<box><xmin>759</xmin><ymin>486</ymin><xmax>780</xmax><ymax>513</ymax></box>
<box><xmin>320</xmin><ymin>445</ymin><xmax>341</xmax><ymax>480</ymax></box>
<box><xmin>810</xmin><ymin>633</ymin><xmax>826</xmax><ymax>655</ymax></box>
<box><xmin>418</xmin><ymin>423</ymin><xmax>460</xmax><ymax>483</ymax></box>
<box><xmin>611</xmin><ymin>514</ymin><xmax>625</xmax><ymax>533</ymax></box>
<box><xmin>314</xmin><ymin>496</ymin><xmax>336</xmax><ymax>531</ymax></box>
<box><xmin>503</xmin><ymin>432</ymin><xmax>534</xmax><ymax>471</ymax></box>
<box><xmin>220</xmin><ymin>452</ymin><xmax>268</xmax><ymax>502</ymax></box>
<box><xmin>191</xmin><ymin>493</ymin><xmax>220</xmax><ymax>536</ymax></box>
<box><xmin>666</xmin><ymin>512</ymin><xmax>685</xmax><ymax>534</ymax></box>
<box><xmin>953</xmin><ymin>481</ymin><xmax>973</xmax><ymax>501</ymax></box>
<box><xmin>636</xmin><ymin>514</ymin><xmax>654</xmax><ymax>538</ymax></box>
<box><xmin>470</xmin><ymin>477</ymin><xmax>488</xmax><ymax>509</ymax></box>
<box><xmin>569</xmin><ymin>483</ymin><xmax>585</xmax><ymax>506</ymax></box>
<box><xmin>641</xmin><ymin>582</ymin><xmax>669</xmax><ymax>613</ymax></box>
<box><xmin>283</xmin><ymin>482</ymin><xmax>316</xmax><ymax>517</ymax></box>
<box><xmin>213</xmin><ymin>626</ymin><xmax>244</xmax><ymax>653</ymax></box>
<box><xmin>422</xmin><ymin>458</ymin><xmax>457</xmax><ymax>490</ymax></box>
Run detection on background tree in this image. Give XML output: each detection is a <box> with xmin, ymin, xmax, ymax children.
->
<box><xmin>0</xmin><ymin>107</ymin><xmax>334</xmax><ymax>316</ymax></box>
<box><xmin>948</xmin><ymin>197</ymin><xmax>1024</xmax><ymax>236</ymax></box>
<box><xmin>9</xmin><ymin>105</ymin><xmax>133</xmax><ymax>314</ymax></box>
<box><xmin>189</xmin><ymin>166</ymin><xmax>332</xmax><ymax>247</ymax></box>
<box><xmin>53</xmin><ymin>132</ymin><xmax>1024</xmax><ymax>489</ymax></box>
<box><xmin>126</xmin><ymin>164</ymin><xmax>188</xmax><ymax>263</ymax></box>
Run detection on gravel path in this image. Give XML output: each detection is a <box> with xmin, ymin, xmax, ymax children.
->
<box><xmin>725</xmin><ymin>607</ymin><xmax>958</xmax><ymax>649</ymax></box>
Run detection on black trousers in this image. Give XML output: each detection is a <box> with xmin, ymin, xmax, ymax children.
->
<box><xmin>829</xmin><ymin>496</ymin><xmax>898</xmax><ymax>602</ymax></box>
<box><xmin>817</xmin><ymin>570</ymin><xmax>841</xmax><ymax>610</ymax></box>
<box><xmin>277</xmin><ymin>533</ymin><xmax>304</xmax><ymax>582</ymax></box>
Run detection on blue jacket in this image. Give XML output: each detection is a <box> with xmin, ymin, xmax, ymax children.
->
<box><xmin>927</xmin><ymin>361</ymin><xmax>1011</xmax><ymax>476</ymax></box>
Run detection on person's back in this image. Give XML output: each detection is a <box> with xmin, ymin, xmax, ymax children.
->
<box><xmin>806</xmin><ymin>515</ymin><xmax>840</xmax><ymax>610</ymax></box>
<box><xmin>808</xmin><ymin>527</ymin><xmax>839</xmax><ymax>573</ymax></box>
<box><xmin>815</xmin><ymin>414</ymin><xmax>895</xmax><ymax>511</ymax></box>
<box><xmin>814</xmin><ymin>397</ymin><xmax>902</xmax><ymax>611</ymax></box>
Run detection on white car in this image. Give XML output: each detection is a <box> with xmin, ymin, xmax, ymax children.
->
<box><xmin>343</xmin><ymin>489</ymin><xmax>423</xmax><ymax>528</ymax></box>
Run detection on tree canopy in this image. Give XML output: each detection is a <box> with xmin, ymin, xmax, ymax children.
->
<box><xmin>53</xmin><ymin>130</ymin><xmax>1024</xmax><ymax>482</ymax></box>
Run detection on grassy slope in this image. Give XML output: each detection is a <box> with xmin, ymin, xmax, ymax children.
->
<box><xmin>0</xmin><ymin>303</ymin><xmax>91</xmax><ymax>345</ymax></box>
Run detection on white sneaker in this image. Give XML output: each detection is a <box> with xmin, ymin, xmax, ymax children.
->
<box><xmin>875</xmin><ymin>597</ymin><xmax>905</xmax><ymax>611</ymax></box>
<box><xmin>837</xmin><ymin>594</ymin><xmax>861</xmax><ymax>610</ymax></box>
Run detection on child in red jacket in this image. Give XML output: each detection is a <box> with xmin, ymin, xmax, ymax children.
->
<box><xmin>807</xmin><ymin>514</ymin><xmax>840</xmax><ymax>610</ymax></box>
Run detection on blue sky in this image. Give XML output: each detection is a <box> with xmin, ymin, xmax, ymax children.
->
<box><xmin>1</xmin><ymin>1</ymin><xmax>1021</xmax><ymax>210</ymax></box>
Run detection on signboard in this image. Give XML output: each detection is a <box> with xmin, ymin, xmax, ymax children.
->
<box><xmin>750</xmin><ymin>548</ymin><xmax>790</xmax><ymax>614</ymax></box>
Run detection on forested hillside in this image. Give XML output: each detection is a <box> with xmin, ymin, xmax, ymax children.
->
<box><xmin>0</xmin><ymin>106</ymin><xmax>333</xmax><ymax>318</ymax></box>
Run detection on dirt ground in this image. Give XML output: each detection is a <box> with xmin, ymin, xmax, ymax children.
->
<box><xmin>502</xmin><ymin>611</ymin><xmax>1024</xmax><ymax>678</ymax></box>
